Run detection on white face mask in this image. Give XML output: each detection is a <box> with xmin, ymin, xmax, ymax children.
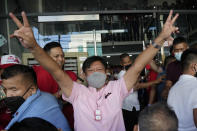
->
<box><xmin>87</xmin><ymin>72</ymin><xmax>106</xmax><ymax>88</ymax></box>
<box><xmin>174</xmin><ymin>52</ymin><xmax>183</xmax><ymax>61</ymax></box>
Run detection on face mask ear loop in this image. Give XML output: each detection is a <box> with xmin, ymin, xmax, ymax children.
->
<box><xmin>22</xmin><ymin>84</ymin><xmax>33</xmax><ymax>98</ymax></box>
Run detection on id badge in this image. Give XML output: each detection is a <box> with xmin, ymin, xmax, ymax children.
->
<box><xmin>95</xmin><ymin>109</ymin><xmax>102</xmax><ymax>121</ymax></box>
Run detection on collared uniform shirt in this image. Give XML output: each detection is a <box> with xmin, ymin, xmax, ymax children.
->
<box><xmin>63</xmin><ymin>77</ymin><xmax>131</xmax><ymax>131</ymax></box>
<box><xmin>168</xmin><ymin>75</ymin><xmax>197</xmax><ymax>131</ymax></box>
<box><xmin>6</xmin><ymin>89</ymin><xmax>70</xmax><ymax>131</ymax></box>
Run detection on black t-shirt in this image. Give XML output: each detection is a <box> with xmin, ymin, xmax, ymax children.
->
<box><xmin>166</xmin><ymin>60</ymin><xmax>182</xmax><ymax>85</ymax></box>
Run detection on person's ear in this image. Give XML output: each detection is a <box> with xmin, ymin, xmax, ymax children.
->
<box><xmin>193</xmin><ymin>64</ymin><xmax>197</xmax><ymax>74</ymax></box>
<box><xmin>81</xmin><ymin>72</ymin><xmax>87</xmax><ymax>80</ymax></box>
<box><xmin>30</xmin><ymin>86</ymin><xmax>37</xmax><ymax>95</ymax></box>
<box><xmin>133</xmin><ymin>124</ymin><xmax>139</xmax><ymax>131</ymax></box>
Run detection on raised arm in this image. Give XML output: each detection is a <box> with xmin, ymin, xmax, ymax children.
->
<box><xmin>9</xmin><ymin>12</ymin><xmax>73</xmax><ymax>97</ymax></box>
<box><xmin>124</xmin><ymin>10</ymin><xmax>179</xmax><ymax>91</ymax></box>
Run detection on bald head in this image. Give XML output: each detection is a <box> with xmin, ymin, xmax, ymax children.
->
<box><xmin>138</xmin><ymin>103</ymin><xmax>178</xmax><ymax>131</ymax></box>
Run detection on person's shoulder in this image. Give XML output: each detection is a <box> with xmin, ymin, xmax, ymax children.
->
<box><xmin>65</xmin><ymin>70</ymin><xmax>76</xmax><ymax>76</ymax></box>
<box><xmin>167</xmin><ymin>60</ymin><xmax>181</xmax><ymax>70</ymax></box>
<box><xmin>168</xmin><ymin>60</ymin><xmax>178</xmax><ymax>66</ymax></box>
<box><xmin>33</xmin><ymin>65</ymin><xmax>47</xmax><ymax>73</ymax></box>
<box><xmin>65</xmin><ymin>70</ymin><xmax>77</xmax><ymax>81</ymax></box>
<box><xmin>106</xmin><ymin>78</ymin><xmax>124</xmax><ymax>89</ymax></box>
<box><xmin>39</xmin><ymin>91</ymin><xmax>57</xmax><ymax>101</ymax></box>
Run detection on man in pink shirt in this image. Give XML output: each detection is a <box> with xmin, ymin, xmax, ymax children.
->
<box><xmin>9</xmin><ymin>10</ymin><xmax>179</xmax><ymax>131</ymax></box>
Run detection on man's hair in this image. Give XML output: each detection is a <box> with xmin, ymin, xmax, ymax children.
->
<box><xmin>173</xmin><ymin>37</ymin><xmax>187</xmax><ymax>47</ymax></box>
<box><xmin>8</xmin><ymin>117</ymin><xmax>58</xmax><ymax>131</ymax></box>
<box><xmin>1</xmin><ymin>64</ymin><xmax>37</xmax><ymax>85</ymax></box>
<box><xmin>82</xmin><ymin>56</ymin><xmax>107</xmax><ymax>73</ymax></box>
<box><xmin>181</xmin><ymin>49</ymin><xmax>197</xmax><ymax>72</ymax></box>
<box><xmin>43</xmin><ymin>42</ymin><xmax>62</xmax><ymax>53</ymax></box>
<box><xmin>138</xmin><ymin>102</ymin><xmax>178</xmax><ymax>131</ymax></box>
<box><xmin>120</xmin><ymin>53</ymin><xmax>130</xmax><ymax>62</ymax></box>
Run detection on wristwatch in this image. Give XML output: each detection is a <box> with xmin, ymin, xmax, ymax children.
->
<box><xmin>152</xmin><ymin>42</ymin><xmax>162</xmax><ymax>49</ymax></box>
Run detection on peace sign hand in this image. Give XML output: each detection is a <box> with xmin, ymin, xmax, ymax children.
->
<box><xmin>158</xmin><ymin>10</ymin><xmax>179</xmax><ymax>45</ymax></box>
<box><xmin>9</xmin><ymin>11</ymin><xmax>38</xmax><ymax>50</ymax></box>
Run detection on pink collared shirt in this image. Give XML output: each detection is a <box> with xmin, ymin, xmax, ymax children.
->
<box><xmin>62</xmin><ymin>77</ymin><xmax>131</xmax><ymax>131</ymax></box>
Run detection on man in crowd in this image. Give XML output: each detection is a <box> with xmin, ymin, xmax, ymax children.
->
<box><xmin>9</xmin><ymin>10</ymin><xmax>179</xmax><ymax>131</ymax></box>
<box><xmin>168</xmin><ymin>49</ymin><xmax>197</xmax><ymax>131</ymax></box>
<box><xmin>134</xmin><ymin>102</ymin><xmax>178</xmax><ymax>131</ymax></box>
<box><xmin>33</xmin><ymin>42</ymin><xmax>77</xmax><ymax>96</ymax></box>
<box><xmin>0</xmin><ymin>54</ymin><xmax>21</xmax><ymax>130</ymax></box>
<box><xmin>162</xmin><ymin>37</ymin><xmax>188</xmax><ymax>99</ymax></box>
<box><xmin>33</xmin><ymin>42</ymin><xmax>77</xmax><ymax>130</ymax></box>
<box><xmin>1</xmin><ymin>64</ymin><xmax>70</xmax><ymax>131</ymax></box>
<box><xmin>118</xmin><ymin>53</ymin><xmax>164</xmax><ymax>131</ymax></box>
<box><xmin>118</xmin><ymin>53</ymin><xmax>139</xmax><ymax>131</ymax></box>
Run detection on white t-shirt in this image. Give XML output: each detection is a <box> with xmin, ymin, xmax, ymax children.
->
<box><xmin>167</xmin><ymin>74</ymin><xmax>197</xmax><ymax>131</ymax></box>
<box><xmin>118</xmin><ymin>70</ymin><xmax>140</xmax><ymax>111</ymax></box>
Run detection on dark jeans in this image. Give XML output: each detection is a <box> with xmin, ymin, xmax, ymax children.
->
<box><xmin>122</xmin><ymin>108</ymin><xmax>139</xmax><ymax>131</ymax></box>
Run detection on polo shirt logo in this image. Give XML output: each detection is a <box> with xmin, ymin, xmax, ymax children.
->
<box><xmin>105</xmin><ymin>93</ymin><xmax>112</xmax><ymax>99</ymax></box>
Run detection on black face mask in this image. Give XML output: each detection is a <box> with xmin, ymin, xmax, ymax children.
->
<box><xmin>0</xmin><ymin>96</ymin><xmax>25</xmax><ymax>114</ymax></box>
<box><xmin>0</xmin><ymin>84</ymin><xmax>32</xmax><ymax>114</ymax></box>
<box><xmin>124</xmin><ymin>64</ymin><xmax>132</xmax><ymax>71</ymax></box>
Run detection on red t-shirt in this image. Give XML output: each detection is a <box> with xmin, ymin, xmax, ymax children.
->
<box><xmin>33</xmin><ymin>66</ymin><xmax>77</xmax><ymax>94</ymax></box>
<box><xmin>145</xmin><ymin>64</ymin><xmax>158</xmax><ymax>93</ymax></box>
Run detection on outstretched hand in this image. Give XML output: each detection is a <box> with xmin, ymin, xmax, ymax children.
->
<box><xmin>158</xmin><ymin>10</ymin><xmax>179</xmax><ymax>45</ymax></box>
<box><xmin>9</xmin><ymin>11</ymin><xmax>37</xmax><ymax>50</ymax></box>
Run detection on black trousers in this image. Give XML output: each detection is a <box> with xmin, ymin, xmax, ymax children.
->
<box><xmin>122</xmin><ymin>108</ymin><xmax>139</xmax><ymax>131</ymax></box>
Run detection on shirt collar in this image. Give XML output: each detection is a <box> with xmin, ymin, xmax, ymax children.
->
<box><xmin>180</xmin><ymin>74</ymin><xmax>197</xmax><ymax>80</ymax></box>
<box><xmin>13</xmin><ymin>89</ymin><xmax>40</xmax><ymax>117</ymax></box>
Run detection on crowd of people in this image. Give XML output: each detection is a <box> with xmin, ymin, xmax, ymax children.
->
<box><xmin>0</xmin><ymin>10</ymin><xmax>196</xmax><ymax>131</ymax></box>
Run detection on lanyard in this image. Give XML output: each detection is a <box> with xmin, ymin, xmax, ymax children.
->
<box><xmin>94</xmin><ymin>88</ymin><xmax>105</xmax><ymax>121</ymax></box>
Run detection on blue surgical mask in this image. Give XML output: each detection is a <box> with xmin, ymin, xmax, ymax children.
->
<box><xmin>174</xmin><ymin>52</ymin><xmax>183</xmax><ymax>61</ymax></box>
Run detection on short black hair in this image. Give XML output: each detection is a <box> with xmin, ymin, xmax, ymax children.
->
<box><xmin>1</xmin><ymin>64</ymin><xmax>37</xmax><ymax>85</ymax></box>
<box><xmin>173</xmin><ymin>37</ymin><xmax>187</xmax><ymax>47</ymax></box>
<box><xmin>8</xmin><ymin>117</ymin><xmax>58</xmax><ymax>131</ymax></box>
<box><xmin>138</xmin><ymin>102</ymin><xmax>178</xmax><ymax>131</ymax></box>
<box><xmin>82</xmin><ymin>56</ymin><xmax>107</xmax><ymax>73</ymax></box>
<box><xmin>120</xmin><ymin>53</ymin><xmax>130</xmax><ymax>62</ymax></box>
<box><xmin>181</xmin><ymin>49</ymin><xmax>197</xmax><ymax>72</ymax></box>
<box><xmin>43</xmin><ymin>42</ymin><xmax>62</xmax><ymax>53</ymax></box>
